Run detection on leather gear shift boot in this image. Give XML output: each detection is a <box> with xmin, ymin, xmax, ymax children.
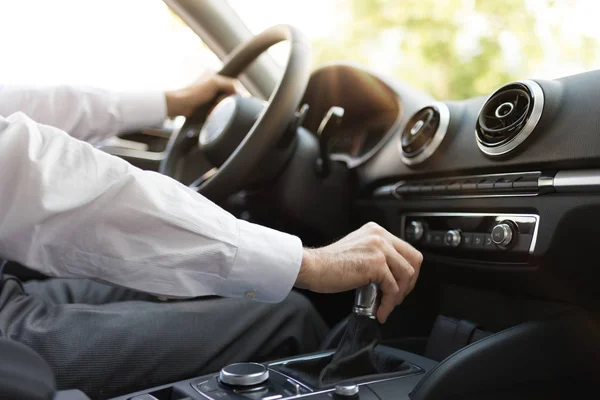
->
<box><xmin>276</xmin><ymin>314</ymin><xmax>411</xmax><ymax>388</ymax></box>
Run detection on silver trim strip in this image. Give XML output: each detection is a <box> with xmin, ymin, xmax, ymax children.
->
<box><xmin>269</xmin><ymin>351</ymin><xmax>335</xmax><ymax>365</ymax></box>
<box><xmin>387</xmin><ymin>171</ymin><xmax>541</xmax><ymax>200</ymax></box>
<box><xmin>395</xmin><ymin>193</ymin><xmax>538</xmax><ymax>200</ymax></box>
<box><xmin>553</xmin><ymin>170</ymin><xmax>600</xmax><ymax>192</ymax></box>
<box><xmin>378</xmin><ymin>169</ymin><xmax>600</xmax><ymax>199</ymax></box>
<box><xmin>400</xmin><ymin>212</ymin><xmax>540</xmax><ymax>254</ymax></box>
<box><xmin>400</xmin><ymin>101</ymin><xmax>451</xmax><ymax>165</ymax></box>
<box><xmin>476</xmin><ymin>79</ymin><xmax>545</xmax><ymax>156</ymax></box>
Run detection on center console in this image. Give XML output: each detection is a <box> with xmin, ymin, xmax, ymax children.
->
<box><xmin>110</xmin><ymin>285</ymin><xmax>439</xmax><ymax>400</ymax></box>
<box><xmin>107</xmin><ymin>308</ymin><xmax>597</xmax><ymax>400</ymax></box>
<box><xmin>109</xmin><ymin>349</ymin><xmax>437</xmax><ymax>400</ymax></box>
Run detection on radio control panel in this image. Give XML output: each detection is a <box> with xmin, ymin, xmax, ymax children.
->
<box><xmin>401</xmin><ymin>213</ymin><xmax>539</xmax><ymax>263</ymax></box>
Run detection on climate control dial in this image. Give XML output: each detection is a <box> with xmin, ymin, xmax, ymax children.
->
<box><xmin>444</xmin><ymin>229</ymin><xmax>462</xmax><ymax>247</ymax></box>
<box><xmin>491</xmin><ymin>221</ymin><xmax>517</xmax><ymax>249</ymax></box>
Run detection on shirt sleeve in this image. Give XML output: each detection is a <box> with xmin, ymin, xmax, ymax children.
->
<box><xmin>0</xmin><ymin>112</ymin><xmax>302</xmax><ymax>302</ymax></box>
<box><xmin>0</xmin><ymin>85</ymin><xmax>167</xmax><ymax>144</ymax></box>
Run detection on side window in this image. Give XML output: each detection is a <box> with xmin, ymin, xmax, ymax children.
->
<box><xmin>0</xmin><ymin>0</ymin><xmax>222</xmax><ymax>90</ymax></box>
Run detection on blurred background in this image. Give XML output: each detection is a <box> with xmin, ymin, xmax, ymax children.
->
<box><xmin>1</xmin><ymin>0</ymin><xmax>599</xmax><ymax>99</ymax></box>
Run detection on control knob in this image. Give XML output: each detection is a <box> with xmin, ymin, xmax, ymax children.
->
<box><xmin>219</xmin><ymin>362</ymin><xmax>269</xmax><ymax>387</ymax></box>
<box><xmin>491</xmin><ymin>221</ymin><xmax>516</xmax><ymax>249</ymax></box>
<box><xmin>406</xmin><ymin>220</ymin><xmax>424</xmax><ymax>242</ymax></box>
<box><xmin>334</xmin><ymin>384</ymin><xmax>359</xmax><ymax>398</ymax></box>
<box><xmin>444</xmin><ymin>229</ymin><xmax>462</xmax><ymax>248</ymax></box>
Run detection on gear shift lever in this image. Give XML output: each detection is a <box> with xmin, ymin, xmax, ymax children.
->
<box><xmin>353</xmin><ymin>283</ymin><xmax>381</xmax><ymax>319</ymax></box>
<box><xmin>276</xmin><ymin>283</ymin><xmax>411</xmax><ymax>388</ymax></box>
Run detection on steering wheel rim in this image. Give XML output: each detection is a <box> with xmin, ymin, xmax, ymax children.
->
<box><xmin>159</xmin><ymin>24</ymin><xmax>312</xmax><ymax>202</ymax></box>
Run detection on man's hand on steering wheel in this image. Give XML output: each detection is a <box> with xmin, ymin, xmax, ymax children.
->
<box><xmin>165</xmin><ymin>74</ymin><xmax>239</xmax><ymax>118</ymax></box>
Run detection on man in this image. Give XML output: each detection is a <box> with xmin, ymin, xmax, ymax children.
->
<box><xmin>0</xmin><ymin>75</ymin><xmax>422</xmax><ymax>399</ymax></box>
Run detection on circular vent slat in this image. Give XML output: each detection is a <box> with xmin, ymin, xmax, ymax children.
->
<box><xmin>476</xmin><ymin>80</ymin><xmax>544</xmax><ymax>156</ymax></box>
<box><xmin>399</xmin><ymin>102</ymin><xmax>450</xmax><ymax>166</ymax></box>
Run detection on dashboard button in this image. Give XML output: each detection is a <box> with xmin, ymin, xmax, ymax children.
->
<box><xmin>513</xmin><ymin>177</ymin><xmax>538</xmax><ymax>190</ymax></box>
<box><xmin>447</xmin><ymin>181</ymin><xmax>462</xmax><ymax>192</ymax></box>
<box><xmin>424</xmin><ymin>231</ymin><xmax>433</xmax><ymax>246</ymax></box>
<box><xmin>494</xmin><ymin>178</ymin><xmax>514</xmax><ymax>190</ymax></box>
<box><xmin>432</xmin><ymin>183</ymin><xmax>446</xmax><ymax>192</ymax></box>
<box><xmin>472</xmin><ymin>234</ymin><xmax>484</xmax><ymax>248</ymax></box>
<box><xmin>462</xmin><ymin>233</ymin><xmax>473</xmax><ymax>247</ymax></box>
<box><xmin>420</xmin><ymin>183</ymin><xmax>433</xmax><ymax>192</ymax></box>
<box><xmin>432</xmin><ymin>232</ymin><xmax>444</xmax><ymax>247</ymax></box>
<box><xmin>484</xmin><ymin>235</ymin><xmax>495</xmax><ymax>249</ymax></box>
<box><xmin>476</xmin><ymin>179</ymin><xmax>495</xmax><ymax>191</ymax></box>
<box><xmin>460</xmin><ymin>180</ymin><xmax>478</xmax><ymax>191</ymax></box>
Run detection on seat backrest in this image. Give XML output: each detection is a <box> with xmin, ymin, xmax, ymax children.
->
<box><xmin>410</xmin><ymin>309</ymin><xmax>600</xmax><ymax>400</ymax></box>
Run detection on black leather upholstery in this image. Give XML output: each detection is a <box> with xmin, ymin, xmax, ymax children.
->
<box><xmin>410</xmin><ymin>310</ymin><xmax>600</xmax><ymax>400</ymax></box>
<box><xmin>424</xmin><ymin>315</ymin><xmax>492</xmax><ymax>361</ymax></box>
<box><xmin>0</xmin><ymin>339</ymin><xmax>56</xmax><ymax>400</ymax></box>
<box><xmin>275</xmin><ymin>315</ymin><xmax>419</xmax><ymax>388</ymax></box>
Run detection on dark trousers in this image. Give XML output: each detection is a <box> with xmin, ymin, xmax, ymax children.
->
<box><xmin>0</xmin><ymin>277</ymin><xmax>329</xmax><ymax>399</ymax></box>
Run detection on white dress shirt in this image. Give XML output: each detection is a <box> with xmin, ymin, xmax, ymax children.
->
<box><xmin>0</xmin><ymin>85</ymin><xmax>303</xmax><ymax>302</ymax></box>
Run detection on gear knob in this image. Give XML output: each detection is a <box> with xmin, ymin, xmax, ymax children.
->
<box><xmin>353</xmin><ymin>283</ymin><xmax>381</xmax><ymax>319</ymax></box>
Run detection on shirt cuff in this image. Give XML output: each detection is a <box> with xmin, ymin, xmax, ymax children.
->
<box><xmin>220</xmin><ymin>219</ymin><xmax>303</xmax><ymax>303</ymax></box>
<box><xmin>118</xmin><ymin>91</ymin><xmax>167</xmax><ymax>133</ymax></box>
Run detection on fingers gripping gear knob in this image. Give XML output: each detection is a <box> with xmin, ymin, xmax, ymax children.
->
<box><xmin>353</xmin><ymin>283</ymin><xmax>381</xmax><ymax>319</ymax></box>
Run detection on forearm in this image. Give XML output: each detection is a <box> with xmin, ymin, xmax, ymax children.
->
<box><xmin>0</xmin><ymin>112</ymin><xmax>301</xmax><ymax>301</ymax></box>
<box><xmin>0</xmin><ymin>85</ymin><xmax>166</xmax><ymax>144</ymax></box>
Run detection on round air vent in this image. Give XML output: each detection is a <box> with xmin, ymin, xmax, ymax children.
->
<box><xmin>476</xmin><ymin>80</ymin><xmax>544</xmax><ymax>156</ymax></box>
<box><xmin>399</xmin><ymin>102</ymin><xmax>450</xmax><ymax>165</ymax></box>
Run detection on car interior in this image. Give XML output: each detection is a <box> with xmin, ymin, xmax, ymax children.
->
<box><xmin>1</xmin><ymin>0</ymin><xmax>599</xmax><ymax>399</ymax></box>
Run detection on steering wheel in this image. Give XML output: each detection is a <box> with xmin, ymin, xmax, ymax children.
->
<box><xmin>159</xmin><ymin>25</ymin><xmax>311</xmax><ymax>202</ymax></box>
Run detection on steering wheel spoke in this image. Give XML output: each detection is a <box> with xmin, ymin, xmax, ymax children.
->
<box><xmin>189</xmin><ymin>167</ymin><xmax>219</xmax><ymax>191</ymax></box>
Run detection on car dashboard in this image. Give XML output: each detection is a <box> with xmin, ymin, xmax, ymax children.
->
<box><xmin>300</xmin><ymin>63</ymin><xmax>600</xmax><ymax>308</ymax></box>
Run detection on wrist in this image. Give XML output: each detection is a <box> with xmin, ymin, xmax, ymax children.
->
<box><xmin>165</xmin><ymin>90</ymin><xmax>190</xmax><ymax>118</ymax></box>
<box><xmin>296</xmin><ymin>248</ymin><xmax>317</xmax><ymax>290</ymax></box>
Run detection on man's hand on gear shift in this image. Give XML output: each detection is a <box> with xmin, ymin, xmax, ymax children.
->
<box><xmin>295</xmin><ymin>222</ymin><xmax>423</xmax><ymax>324</ymax></box>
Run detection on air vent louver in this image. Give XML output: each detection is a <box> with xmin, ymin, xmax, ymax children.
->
<box><xmin>399</xmin><ymin>102</ymin><xmax>450</xmax><ymax>166</ymax></box>
<box><xmin>476</xmin><ymin>80</ymin><xmax>544</xmax><ymax>156</ymax></box>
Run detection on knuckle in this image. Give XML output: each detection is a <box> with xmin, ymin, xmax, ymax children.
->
<box><xmin>414</xmin><ymin>250</ymin><xmax>424</xmax><ymax>266</ymax></box>
<box><xmin>368</xmin><ymin>234</ymin><xmax>385</xmax><ymax>248</ymax></box>
<box><xmin>364</xmin><ymin>221</ymin><xmax>378</xmax><ymax>229</ymax></box>
<box><xmin>365</xmin><ymin>221</ymin><xmax>384</xmax><ymax>234</ymax></box>
<box><xmin>406</xmin><ymin>265</ymin><xmax>416</xmax><ymax>279</ymax></box>
<box><xmin>371</xmin><ymin>249</ymin><xmax>387</xmax><ymax>265</ymax></box>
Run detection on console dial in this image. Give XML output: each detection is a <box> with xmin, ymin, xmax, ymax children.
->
<box><xmin>219</xmin><ymin>363</ymin><xmax>269</xmax><ymax>387</ymax></box>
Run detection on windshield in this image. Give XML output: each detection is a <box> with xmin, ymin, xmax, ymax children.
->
<box><xmin>228</xmin><ymin>0</ymin><xmax>600</xmax><ymax>100</ymax></box>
